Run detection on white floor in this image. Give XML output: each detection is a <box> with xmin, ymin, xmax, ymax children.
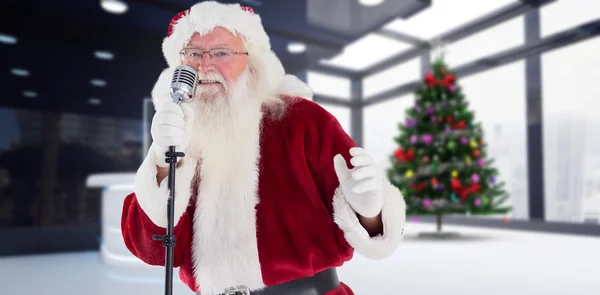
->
<box><xmin>1</xmin><ymin>222</ymin><xmax>598</xmax><ymax>295</ymax></box>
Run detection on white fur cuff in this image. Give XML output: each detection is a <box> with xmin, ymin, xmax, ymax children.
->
<box><xmin>133</xmin><ymin>143</ymin><xmax>197</xmax><ymax>228</ymax></box>
<box><xmin>333</xmin><ymin>179</ymin><xmax>406</xmax><ymax>259</ymax></box>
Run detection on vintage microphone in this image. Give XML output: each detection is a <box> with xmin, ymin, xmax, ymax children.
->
<box><xmin>152</xmin><ymin>64</ymin><xmax>198</xmax><ymax>295</ymax></box>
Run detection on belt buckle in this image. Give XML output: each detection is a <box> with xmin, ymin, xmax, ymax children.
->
<box><xmin>223</xmin><ymin>285</ymin><xmax>251</xmax><ymax>295</ymax></box>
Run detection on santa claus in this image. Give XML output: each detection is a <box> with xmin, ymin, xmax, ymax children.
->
<box><xmin>121</xmin><ymin>1</ymin><xmax>406</xmax><ymax>295</ymax></box>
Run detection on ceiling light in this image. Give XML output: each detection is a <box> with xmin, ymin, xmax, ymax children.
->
<box><xmin>23</xmin><ymin>91</ymin><xmax>37</xmax><ymax>98</ymax></box>
<box><xmin>287</xmin><ymin>42</ymin><xmax>306</xmax><ymax>54</ymax></box>
<box><xmin>11</xmin><ymin>68</ymin><xmax>30</xmax><ymax>77</ymax></box>
<box><xmin>0</xmin><ymin>33</ymin><xmax>17</xmax><ymax>44</ymax></box>
<box><xmin>359</xmin><ymin>0</ymin><xmax>384</xmax><ymax>6</ymax></box>
<box><xmin>91</xmin><ymin>79</ymin><xmax>107</xmax><ymax>87</ymax></box>
<box><xmin>100</xmin><ymin>0</ymin><xmax>129</xmax><ymax>14</ymax></box>
<box><xmin>89</xmin><ymin>98</ymin><xmax>103</xmax><ymax>105</ymax></box>
<box><xmin>94</xmin><ymin>50</ymin><xmax>114</xmax><ymax>60</ymax></box>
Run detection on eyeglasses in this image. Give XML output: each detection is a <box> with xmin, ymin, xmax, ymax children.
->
<box><xmin>179</xmin><ymin>47</ymin><xmax>248</xmax><ymax>64</ymax></box>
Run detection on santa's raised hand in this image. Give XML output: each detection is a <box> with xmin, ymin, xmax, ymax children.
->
<box><xmin>333</xmin><ymin>147</ymin><xmax>383</xmax><ymax>218</ymax></box>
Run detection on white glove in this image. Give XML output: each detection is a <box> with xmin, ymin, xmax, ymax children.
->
<box><xmin>150</xmin><ymin>100</ymin><xmax>194</xmax><ymax>168</ymax></box>
<box><xmin>333</xmin><ymin>147</ymin><xmax>383</xmax><ymax>218</ymax></box>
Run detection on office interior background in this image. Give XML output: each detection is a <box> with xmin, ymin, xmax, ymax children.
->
<box><xmin>0</xmin><ymin>0</ymin><xmax>599</xmax><ymax>294</ymax></box>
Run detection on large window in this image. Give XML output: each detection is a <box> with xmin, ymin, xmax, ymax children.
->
<box><xmin>362</xmin><ymin>58</ymin><xmax>421</xmax><ymax>99</ymax></box>
<box><xmin>307</xmin><ymin>71</ymin><xmax>351</xmax><ymax>100</ymax></box>
<box><xmin>321</xmin><ymin>105</ymin><xmax>351</xmax><ymax>135</ymax></box>
<box><xmin>459</xmin><ymin>60</ymin><xmax>529</xmax><ymax>220</ymax></box>
<box><xmin>0</xmin><ymin>108</ymin><xmax>142</xmax><ymax>229</ymax></box>
<box><xmin>541</xmin><ymin>36</ymin><xmax>600</xmax><ymax>224</ymax></box>
<box><xmin>363</xmin><ymin>95</ymin><xmax>413</xmax><ymax>171</ymax></box>
<box><xmin>540</xmin><ymin>0</ymin><xmax>600</xmax><ymax>38</ymax></box>
<box><xmin>437</xmin><ymin>15</ymin><xmax>524</xmax><ymax>68</ymax></box>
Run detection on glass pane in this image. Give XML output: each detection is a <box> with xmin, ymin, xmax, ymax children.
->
<box><xmin>541</xmin><ymin>36</ymin><xmax>600</xmax><ymax>224</ymax></box>
<box><xmin>436</xmin><ymin>15</ymin><xmax>524</xmax><ymax>68</ymax></box>
<box><xmin>0</xmin><ymin>108</ymin><xmax>143</xmax><ymax>228</ymax></box>
<box><xmin>363</xmin><ymin>96</ymin><xmax>413</xmax><ymax>170</ymax></box>
<box><xmin>307</xmin><ymin>71</ymin><xmax>351</xmax><ymax>100</ymax></box>
<box><xmin>383</xmin><ymin>0</ymin><xmax>516</xmax><ymax>39</ymax></box>
<box><xmin>541</xmin><ymin>0</ymin><xmax>600</xmax><ymax>38</ymax></box>
<box><xmin>363</xmin><ymin>57</ymin><xmax>421</xmax><ymax>98</ymax></box>
<box><xmin>318</xmin><ymin>33</ymin><xmax>411</xmax><ymax>71</ymax></box>
<box><xmin>460</xmin><ymin>60</ymin><xmax>529</xmax><ymax>220</ymax></box>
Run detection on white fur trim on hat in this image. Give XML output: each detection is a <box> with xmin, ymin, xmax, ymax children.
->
<box><xmin>162</xmin><ymin>1</ymin><xmax>270</xmax><ymax>68</ymax></box>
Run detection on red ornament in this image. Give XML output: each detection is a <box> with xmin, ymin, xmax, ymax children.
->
<box><xmin>446</xmin><ymin>116</ymin><xmax>454</xmax><ymax>123</ymax></box>
<box><xmin>409</xmin><ymin>182</ymin><xmax>426</xmax><ymax>191</ymax></box>
<box><xmin>473</xmin><ymin>150</ymin><xmax>480</xmax><ymax>158</ymax></box>
<box><xmin>424</xmin><ymin>73</ymin><xmax>437</xmax><ymax>87</ymax></box>
<box><xmin>451</xmin><ymin>120</ymin><xmax>466</xmax><ymax>129</ymax></box>
<box><xmin>441</xmin><ymin>74</ymin><xmax>456</xmax><ymax>88</ymax></box>
<box><xmin>431</xmin><ymin>178</ymin><xmax>438</xmax><ymax>186</ymax></box>
<box><xmin>449</xmin><ymin>178</ymin><xmax>481</xmax><ymax>200</ymax></box>
<box><xmin>394</xmin><ymin>147</ymin><xmax>415</xmax><ymax>163</ymax></box>
<box><xmin>450</xmin><ymin>178</ymin><xmax>462</xmax><ymax>190</ymax></box>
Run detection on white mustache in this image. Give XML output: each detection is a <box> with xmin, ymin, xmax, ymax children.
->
<box><xmin>197</xmin><ymin>71</ymin><xmax>226</xmax><ymax>84</ymax></box>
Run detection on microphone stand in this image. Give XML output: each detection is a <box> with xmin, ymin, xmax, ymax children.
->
<box><xmin>152</xmin><ymin>111</ymin><xmax>185</xmax><ymax>295</ymax></box>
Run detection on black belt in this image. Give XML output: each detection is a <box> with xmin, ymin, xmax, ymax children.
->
<box><xmin>218</xmin><ymin>268</ymin><xmax>340</xmax><ymax>295</ymax></box>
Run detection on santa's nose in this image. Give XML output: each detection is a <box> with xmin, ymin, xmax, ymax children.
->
<box><xmin>196</xmin><ymin>55</ymin><xmax>217</xmax><ymax>73</ymax></box>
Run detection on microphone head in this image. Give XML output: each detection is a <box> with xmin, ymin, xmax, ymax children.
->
<box><xmin>170</xmin><ymin>65</ymin><xmax>198</xmax><ymax>104</ymax></box>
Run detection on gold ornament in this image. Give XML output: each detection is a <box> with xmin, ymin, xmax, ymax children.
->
<box><xmin>465</xmin><ymin>156</ymin><xmax>472</xmax><ymax>165</ymax></box>
<box><xmin>451</xmin><ymin>170</ymin><xmax>458</xmax><ymax>178</ymax></box>
<box><xmin>405</xmin><ymin>170</ymin><xmax>414</xmax><ymax>178</ymax></box>
<box><xmin>470</xmin><ymin>139</ymin><xmax>478</xmax><ymax>148</ymax></box>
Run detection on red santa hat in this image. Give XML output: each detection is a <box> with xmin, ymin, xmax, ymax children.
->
<box><xmin>162</xmin><ymin>2</ymin><xmax>270</xmax><ymax>67</ymax></box>
<box><xmin>153</xmin><ymin>1</ymin><xmax>313</xmax><ymax>110</ymax></box>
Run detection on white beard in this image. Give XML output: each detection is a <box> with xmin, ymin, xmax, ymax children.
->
<box><xmin>185</xmin><ymin>68</ymin><xmax>268</xmax><ymax>293</ymax></box>
<box><xmin>185</xmin><ymin>68</ymin><xmax>263</xmax><ymax>163</ymax></box>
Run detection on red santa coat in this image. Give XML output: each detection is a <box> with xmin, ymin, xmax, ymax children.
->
<box><xmin>121</xmin><ymin>95</ymin><xmax>406</xmax><ymax>295</ymax></box>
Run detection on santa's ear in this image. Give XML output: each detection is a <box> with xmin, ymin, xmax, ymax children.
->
<box><xmin>151</xmin><ymin>67</ymin><xmax>176</xmax><ymax>112</ymax></box>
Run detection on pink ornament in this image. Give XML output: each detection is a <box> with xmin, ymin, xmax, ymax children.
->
<box><xmin>477</xmin><ymin>159</ymin><xmax>485</xmax><ymax>168</ymax></box>
<box><xmin>461</xmin><ymin>137</ymin><xmax>468</xmax><ymax>144</ymax></box>
<box><xmin>410</xmin><ymin>135</ymin><xmax>418</xmax><ymax>144</ymax></box>
<box><xmin>449</xmin><ymin>85</ymin><xmax>457</xmax><ymax>92</ymax></box>
<box><xmin>411</xmin><ymin>216</ymin><xmax>419</xmax><ymax>223</ymax></box>
<box><xmin>471</xmin><ymin>174</ymin><xmax>480</xmax><ymax>183</ymax></box>
<box><xmin>422</xmin><ymin>134</ymin><xmax>433</xmax><ymax>144</ymax></box>
<box><xmin>423</xmin><ymin>199</ymin><xmax>432</xmax><ymax>208</ymax></box>
<box><xmin>474</xmin><ymin>198</ymin><xmax>482</xmax><ymax>206</ymax></box>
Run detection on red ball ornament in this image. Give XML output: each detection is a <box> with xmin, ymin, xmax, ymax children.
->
<box><xmin>473</xmin><ymin>150</ymin><xmax>480</xmax><ymax>158</ymax></box>
<box><xmin>431</xmin><ymin>178</ymin><xmax>438</xmax><ymax>186</ymax></box>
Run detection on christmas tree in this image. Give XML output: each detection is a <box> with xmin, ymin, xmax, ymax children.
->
<box><xmin>388</xmin><ymin>56</ymin><xmax>511</xmax><ymax>230</ymax></box>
